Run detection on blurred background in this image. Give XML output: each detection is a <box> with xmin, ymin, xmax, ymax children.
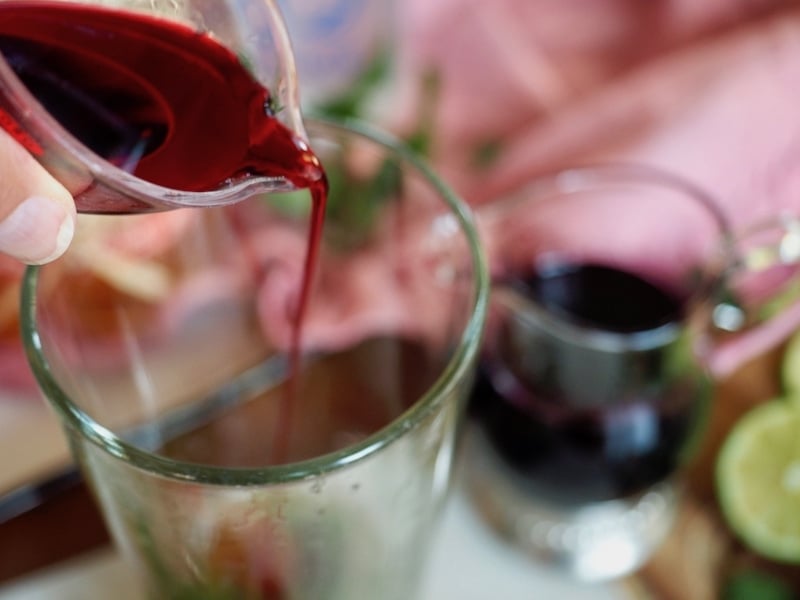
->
<box><xmin>2</xmin><ymin>1</ymin><xmax>800</xmax><ymax>598</ymax></box>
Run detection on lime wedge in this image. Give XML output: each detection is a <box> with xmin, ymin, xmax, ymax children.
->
<box><xmin>716</xmin><ymin>401</ymin><xmax>800</xmax><ymax>563</ymax></box>
<box><xmin>781</xmin><ymin>330</ymin><xmax>800</xmax><ymax>397</ymax></box>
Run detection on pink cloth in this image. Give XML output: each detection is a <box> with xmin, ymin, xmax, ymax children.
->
<box><xmin>391</xmin><ymin>2</ymin><xmax>796</xmax><ymax>217</ymax></box>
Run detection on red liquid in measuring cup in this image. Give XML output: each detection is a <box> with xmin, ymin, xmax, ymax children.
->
<box><xmin>0</xmin><ymin>1</ymin><xmax>324</xmax><ymax>192</ymax></box>
<box><xmin>0</xmin><ymin>1</ymin><xmax>328</xmax><ymax>462</ymax></box>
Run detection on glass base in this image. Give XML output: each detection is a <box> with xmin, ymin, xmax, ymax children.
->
<box><xmin>463</xmin><ymin>428</ymin><xmax>679</xmax><ymax>582</ymax></box>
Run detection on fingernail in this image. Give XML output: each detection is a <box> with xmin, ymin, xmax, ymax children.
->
<box><xmin>0</xmin><ymin>195</ymin><xmax>75</xmax><ymax>264</ymax></box>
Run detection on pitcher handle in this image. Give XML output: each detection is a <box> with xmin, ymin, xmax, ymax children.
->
<box><xmin>705</xmin><ymin>213</ymin><xmax>800</xmax><ymax>378</ymax></box>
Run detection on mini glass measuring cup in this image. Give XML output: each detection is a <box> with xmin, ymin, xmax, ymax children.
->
<box><xmin>0</xmin><ymin>0</ymin><xmax>309</xmax><ymax>214</ymax></box>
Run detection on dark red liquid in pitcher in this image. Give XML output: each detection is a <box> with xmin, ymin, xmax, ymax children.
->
<box><xmin>470</xmin><ymin>263</ymin><xmax>710</xmax><ymax>505</ymax></box>
<box><xmin>0</xmin><ymin>2</ymin><xmax>328</xmax><ymax>462</ymax></box>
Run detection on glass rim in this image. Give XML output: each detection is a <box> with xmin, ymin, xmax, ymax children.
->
<box><xmin>19</xmin><ymin>117</ymin><xmax>490</xmax><ymax>486</ymax></box>
<box><xmin>481</xmin><ymin>162</ymin><xmax>734</xmax><ymax>235</ymax></box>
<box><xmin>483</xmin><ymin>160</ymin><xmax>739</xmax><ymax>300</ymax></box>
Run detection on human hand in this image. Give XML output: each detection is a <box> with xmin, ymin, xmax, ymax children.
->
<box><xmin>0</xmin><ymin>128</ymin><xmax>75</xmax><ymax>264</ymax></box>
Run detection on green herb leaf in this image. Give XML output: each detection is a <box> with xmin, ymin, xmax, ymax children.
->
<box><xmin>316</xmin><ymin>48</ymin><xmax>392</xmax><ymax>120</ymax></box>
<box><xmin>723</xmin><ymin>569</ymin><xmax>794</xmax><ymax>600</ymax></box>
<box><xmin>323</xmin><ymin>156</ymin><xmax>402</xmax><ymax>250</ymax></box>
<box><xmin>472</xmin><ymin>138</ymin><xmax>504</xmax><ymax>170</ymax></box>
<box><xmin>404</xmin><ymin>68</ymin><xmax>440</xmax><ymax>158</ymax></box>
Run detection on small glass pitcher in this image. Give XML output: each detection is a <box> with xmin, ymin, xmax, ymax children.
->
<box><xmin>0</xmin><ymin>0</ymin><xmax>308</xmax><ymax>214</ymax></box>
<box><xmin>466</xmin><ymin>163</ymin><xmax>800</xmax><ymax>580</ymax></box>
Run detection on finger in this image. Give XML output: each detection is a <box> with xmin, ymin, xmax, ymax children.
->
<box><xmin>0</xmin><ymin>127</ymin><xmax>76</xmax><ymax>264</ymax></box>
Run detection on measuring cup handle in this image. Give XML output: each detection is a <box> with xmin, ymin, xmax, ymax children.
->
<box><xmin>704</xmin><ymin>214</ymin><xmax>800</xmax><ymax>378</ymax></box>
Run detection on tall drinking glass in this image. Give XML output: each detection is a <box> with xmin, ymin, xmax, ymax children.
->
<box><xmin>21</xmin><ymin>119</ymin><xmax>489</xmax><ymax>599</ymax></box>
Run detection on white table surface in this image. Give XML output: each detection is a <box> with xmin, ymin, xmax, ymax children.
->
<box><xmin>0</xmin><ymin>478</ymin><xmax>631</xmax><ymax>600</ymax></box>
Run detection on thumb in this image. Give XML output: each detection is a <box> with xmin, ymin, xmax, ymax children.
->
<box><xmin>0</xmin><ymin>128</ymin><xmax>76</xmax><ymax>264</ymax></box>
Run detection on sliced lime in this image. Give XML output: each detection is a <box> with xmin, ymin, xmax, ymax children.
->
<box><xmin>716</xmin><ymin>401</ymin><xmax>800</xmax><ymax>563</ymax></box>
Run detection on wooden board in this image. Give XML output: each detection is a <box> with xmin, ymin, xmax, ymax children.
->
<box><xmin>628</xmin><ymin>345</ymin><xmax>799</xmax><ymax>599</ymax></box>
